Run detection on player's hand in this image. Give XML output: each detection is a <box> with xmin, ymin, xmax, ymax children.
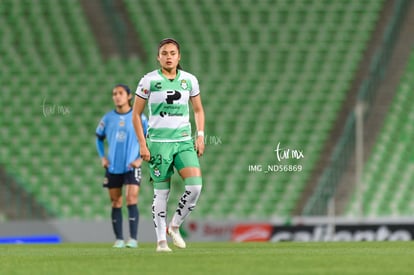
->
<box><xmin>129</xmin><ymin>158</ymin><xmax>143</xmax><ymax>168</ymax></box>
<box><xmin>195</xmin><ymin>135</ymin><xmax>205</xmax><ymax>157</ymax></box>
<box><xmin>140</xmin><ymin>145</ymin><xmax>151</xmax><ymax>162</ymax></box>
<box><xmin>101</xmin><ymin>157</ymin><xmax>109</xmax><ymax>168</ymax></box>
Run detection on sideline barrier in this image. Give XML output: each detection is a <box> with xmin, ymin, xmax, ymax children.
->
<box><xmin>182</xmin><ymin>218</ymin><xmax>414</xmax><ymax>243</ymax></box>
<box><xmin>0</xmin><ymin>235</ymin><xmax>61</xmax><ymax>244</ymax></box>
<box><xmin>0</xmin><ymin>219</ymin><xmax>412</xmax><ymax>243</ymax></box>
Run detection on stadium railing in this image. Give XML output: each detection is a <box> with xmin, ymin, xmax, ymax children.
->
<box><xmin>302</xmin><ymin>0</ymin><xmax>410</xmax><ymax>216</ymax></box>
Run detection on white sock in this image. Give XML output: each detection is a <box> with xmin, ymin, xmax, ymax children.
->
<box><xmin>152</xmin><ymin>189</ymin><xmax>170</xmax><ymax>242</ymax></box>
<box><xmin>170</xmin><ymin>185</ymin><xmax>202</xmax><ymax>227</ymax></box>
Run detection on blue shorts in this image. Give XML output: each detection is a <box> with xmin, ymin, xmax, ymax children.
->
<box><xmin>103</xmin><ymin>168</ymin><xmax>142</xmax><ymax>188</ymax></box>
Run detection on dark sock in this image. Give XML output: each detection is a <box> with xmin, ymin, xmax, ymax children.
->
<box><xmin>111</xmin><ymin>207</ymin><xmax>123</xmax><ymax>240</ymax></box>
<box><xmin>127</xmin><ymin>204</ymin><xmax>139</xmax><ymax>240</ymax></box>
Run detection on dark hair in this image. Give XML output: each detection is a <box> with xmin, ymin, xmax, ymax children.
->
<box><xmin>158</xmin><ymin>38</ymin><xmax>182</xmax><ymax>70</ymax></box>
<box><xmin>114</xmin><ymin>84</ymin><xmax>131</xmax><ymax>94</ymax></box>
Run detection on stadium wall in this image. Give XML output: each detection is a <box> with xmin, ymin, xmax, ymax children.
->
<box><xmin>1</xmin><ymin>217</ymin><xmax>413</xmax><ymax>244</ymax></box>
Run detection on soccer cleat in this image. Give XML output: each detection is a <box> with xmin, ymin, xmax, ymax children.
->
<box><xmin>112</xmin><ymin>239</ymin><xmax>125</xmax><ymax>248</ymax></box>
<box><xmin>167</xmin><ymin>226</ymin><xmax>186</xmax><ymax>249</ymax></box>
<box><xmin>126</xmin><ymin>239</ymin><xmax>138</xmax><ymax>248</ymax></box>
<box><xmin>156</xmin><ymin>245</ymin><xmax>172</xmax><ymax>252</ymax></box>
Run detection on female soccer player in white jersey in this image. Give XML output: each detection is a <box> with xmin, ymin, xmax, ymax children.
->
<box><xmin>96</xmin><ymin>84</ymin><xmax>148</xmax><ymax>248</ymax></box>
<box><xmin>132</xmin><ymin>38</ymin><xmax>205</xmax><ymax>252</ymax></box>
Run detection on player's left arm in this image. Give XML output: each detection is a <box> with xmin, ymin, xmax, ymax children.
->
<box><xmin>190</xmin><ymin>94</ymin><xmax>205</xmax><ymax>157</ymax></box>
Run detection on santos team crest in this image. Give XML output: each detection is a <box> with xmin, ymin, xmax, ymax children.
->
<box><xmin>180</xmin><ymin>79</ymin><xmax>188</xmax><ymax>90</ymax></box>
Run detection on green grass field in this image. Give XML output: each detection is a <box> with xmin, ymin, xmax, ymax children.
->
<box><xmin>0</xmin><ymin>242</ymin><xmax>413</xmax><ymax>275</ymax></box>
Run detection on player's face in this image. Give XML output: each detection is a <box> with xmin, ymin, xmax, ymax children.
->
<box><xmin>157</xmin><ymin>43</ymin><xmax>180</xmax><ymax>71</ymax></box>
<box><xmin>112</xmin><ymin>87</ymin><xmax>130</xmax><ymax>108</ymax></box>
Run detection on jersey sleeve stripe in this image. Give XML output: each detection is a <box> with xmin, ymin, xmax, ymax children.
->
<box><xmin>136</xmin><ymin>94</ymin><xmax>148</xmax><ymax>100</ymax></box>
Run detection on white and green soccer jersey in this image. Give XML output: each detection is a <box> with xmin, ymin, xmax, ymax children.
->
<box><xmin>135</xmin><ymin>69</ymin><xmax>200</xmax><ymax>142</ymax></box>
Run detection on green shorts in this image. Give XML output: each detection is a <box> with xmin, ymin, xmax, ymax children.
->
<box><xmin>147</xmin><ymin>139</ymin><xmax>200</xmax><ymax>182</ymax></box>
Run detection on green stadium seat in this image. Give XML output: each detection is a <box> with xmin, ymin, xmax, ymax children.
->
<box><xmin>0</xmin><ymin>0</ymin><xmax>385</xmax><ymax>220</ymax></box>
<box><xmin>346</xmin><ymin>50</ymin><xmax>414</xmax><ymax>217</ymax></box>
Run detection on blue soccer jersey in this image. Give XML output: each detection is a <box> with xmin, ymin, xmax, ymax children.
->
<box><xmin>96</xmin><ymin>109</ymin><xmax>148</xmax><ymax>174</ymax></box>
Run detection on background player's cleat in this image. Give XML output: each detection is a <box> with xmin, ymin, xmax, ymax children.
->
<box><xmin>167</xmin><ymin>226</ymin><xmax>186</xmax><ymax>248</ymax></box>
<box><xmin>112</xmin><ymin>240</ymin><xmax>125</xmax><ymax>248</ymax></box>
<box><xmin>126</xmin><ymin>239</ymin><xmax>138</xmax><ymax>248</ymax></box>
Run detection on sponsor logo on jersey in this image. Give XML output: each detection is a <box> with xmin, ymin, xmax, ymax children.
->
<box><xmin>154</xmin><ymin>82</ymin><xmax>162</xmax><ymax>90</ymax></box>
<box><xmin>116</xmin><ymin>131</ymin><xmax>127</xmax><ymax>142</ymax></box>
<box><xmin>119</xmin><ymin>116</ymin><xmax>125</xmax><ymax>127</ymax></box>
<box><xmin>159</xmin><ymin>111</ymin><xmax>184</xmax><ymax>117</ymax></box>
<box><xmin>166</xmin><ymin>90</ymin><xmax>182</xmax><ymax>104</ymax></box>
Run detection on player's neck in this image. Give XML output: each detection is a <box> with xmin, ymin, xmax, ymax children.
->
<box><xmin>115</xmin><ymin>104</ymin><xmax>131</xmax><ymax>114</ymax></box>
<box><xmin>161</xmin><ymin>68</ymin><xmax>177</xmax><ymax>79</ymax></box>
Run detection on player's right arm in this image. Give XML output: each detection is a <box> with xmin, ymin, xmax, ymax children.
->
<box><xmin>133</xmin><ymin>76</ymin><xmax>151</xmax><ymax>161</ymax></box>
<box><xmin>132</xmin><ymin>95</ymin><xmax>150</xmax><ymax>161</ymax></box>
<box><xmin>96</xmin><ymin>116</ymin><xmax>109</xmax><ymax>168</ymax></box>
<box><xmin>96</xmin><ymin>137</ymin><xmax>109</xmax><ymax>168</ymax></box>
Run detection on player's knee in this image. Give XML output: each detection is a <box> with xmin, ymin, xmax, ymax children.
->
<box><xmin>111</xmin><ymin>197</ymin><xmax>123</xmax><ymax>208</ymax></box>
<box><xmin>125</xmin><ymin>185</ymin><xmax>139</xmax><ymax>204</ymax></box>
<box><xmin>126</xmin><ymin>194</ymin><xmax>138</xmax><ymax>205</ymax></box>
<box><xmin>153</xmin><ymin>188</ymin><xmax>170</xmax><ymax>201</ymax></box>
<box><xmin>179</xmin><ymin>167</ymin><xmax>201</xmax><ymax>178</ymax></box>
<box><xmin>184</xmin><ymin>183</ymin><xmax>202</xmax><ymax>206</ymax></box>
<box><xmin>152</xmin><ymin>189</ymin><xmax>170</xmax><ymax>220</ymax></box>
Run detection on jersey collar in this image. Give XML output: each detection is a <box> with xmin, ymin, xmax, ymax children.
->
<box><xmin>158</xmin><ymin>69</ymin><xmax>180</xmax><ymax>82</ymax></box>
<box><xmin>114</xmin><ymin>108</ymin><xmax>132</xmax><ymax>115</ymax></box>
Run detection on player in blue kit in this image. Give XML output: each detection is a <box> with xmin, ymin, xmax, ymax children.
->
<box><xmin>96</xmin><ymin>84</ymin><xmax>148</xmax><ymax>248</ymax></box>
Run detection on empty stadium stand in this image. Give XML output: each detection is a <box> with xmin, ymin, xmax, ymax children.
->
<box><xmin>0</xmin><ymin>0</ymin><xmax>384</xmax><ymax>219</ymax></box>
<box><xmin>346</xmin><ymin>52</ymin><xmax>414</xmax><ymax>217</ymax></box>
